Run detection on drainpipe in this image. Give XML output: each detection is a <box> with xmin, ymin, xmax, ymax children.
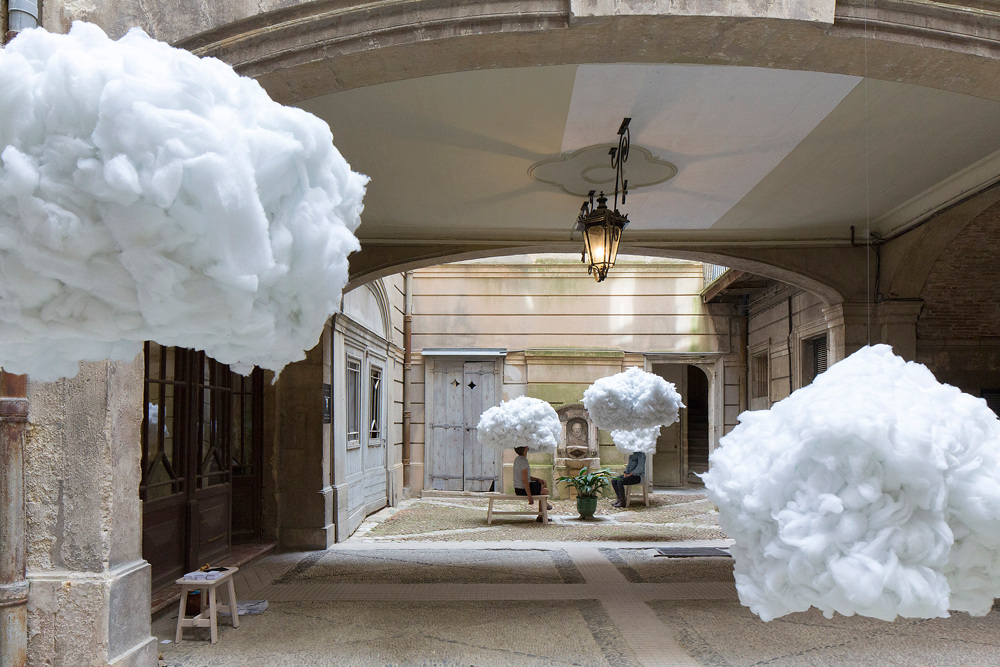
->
<box><xmin>402</xmin><ymin>271</ymin><xmax>413</xmax><ymax>488</ymax></box>
<box><xmin>0</xmin><ymin>372</ymin><xmax>28</xmax><ymax>667</ymax></box>
<box><xmin>4</xmin><ymin>0</ymin><xmax>39</xmax><ymax>43</ymax></box>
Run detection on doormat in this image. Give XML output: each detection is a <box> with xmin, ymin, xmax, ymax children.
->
<box><xmin>654</xmin><ymin>547</ymin><xmax>730</xmax><ymax>558</ymax></box>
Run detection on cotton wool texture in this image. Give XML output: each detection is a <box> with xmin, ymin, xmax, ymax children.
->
<box><xmin>703</xmin><ymin>344</ymin><xmax>1000</xmax><ymax>622</ymax></box>
<box><xmin>0</xmin><ymin>23</ymin><xmax>367</xmax><ymax>380</ymax></box>
<box><xmin>477</xmin><ymin>396</ymin><xmax>561</xmax><ymax>453</ymax></box>
<box><xmin>583</xmin><ymin>367</ymin><xmax>684</xmax><ymax>431</ymax></box>
<box><xmin>611</xmin><ymin>426</ymin><xmax>660</xmax><ymax>454</ymax></box>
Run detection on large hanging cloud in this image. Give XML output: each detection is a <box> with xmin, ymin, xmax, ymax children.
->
<box><xmin>583</xmin><ymin>367</ymin><xmax>684</xmax><ymax>431</ymax></box>
<box><xmin>703</xmin><ymin>345</ymin><xmax>1000</xmax><ymax>622</ymax></box>
<box><xmin>477</xmin><ymin>396</ymin><xmax>560</xmax><ymax>453</ymax></box>
<box><xmin>0</xmin><ymin>22</ymin><xmax>367</xmax><ymax>380</ymax></box>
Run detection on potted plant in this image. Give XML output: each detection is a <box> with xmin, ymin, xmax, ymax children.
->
<box><xmin>557</xmin><ymin>466</ymin><xmax>612</xmax><ymax>520</ymax></box>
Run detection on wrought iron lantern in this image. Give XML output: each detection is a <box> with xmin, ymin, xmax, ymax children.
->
<box><xmin>576</xmin><ymin>118</ymin><xmax>631</xmax><ymax>282</ymax></box>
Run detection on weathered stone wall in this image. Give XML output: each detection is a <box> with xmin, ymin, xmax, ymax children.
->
<box><xmin>272</xmin><ymin>338</ymin><xmax>331</xmax><ymax>549</ymax></box>
<box><xmin>24</xmin><ymin>358</ymin><xmax>155</xmax><ymax>667</ymax></box>
<box><xmin>42</xmin><ymin>0</ymin><xmax>302</xmax><ymax>41</ymax></box>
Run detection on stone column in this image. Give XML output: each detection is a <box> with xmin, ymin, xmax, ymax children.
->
<box><xmin>0</xmin><ymin>373</ymin><xmax>28</xmax><ymax>667</ymax></box>
<box><xmin>822</xmin><ymin>301</ymin><xmax>870</xmax><ymax>364</ymax></box>
<box><xmin>24</xmin><ymin>358</ymin><xmax>155</xmax><ymax>667</ymax></box>
<box><xmin>875</xmin><ymin>301</ymin><xmax>924</xmax><ymax>361</ymax></box>
<box><xmin>274</xmin><ymin>335</ymin><xmax>333</xmax><ymax>549</ymax></box>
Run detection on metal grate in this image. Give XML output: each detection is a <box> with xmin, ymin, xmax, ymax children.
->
<box><xmin>813</xmin><ymin>336</ymin><xmax>828</xmax><ymax>377</ymax></box>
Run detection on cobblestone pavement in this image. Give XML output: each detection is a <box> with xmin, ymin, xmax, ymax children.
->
<box><xmin>153</xmin><ymin>492</ymin><xmax>1000</xmax><ymax>666</ymax></box>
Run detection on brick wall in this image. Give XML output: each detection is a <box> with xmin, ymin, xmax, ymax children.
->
<box><xmin>918</xmin><ymin>200</ymin><xmax>1000</xmax><ymax>341</ymax></box>
<box><xmin>917</xmin><ymin>199</ymin><xmax>1000</xmax><ymax>395</ymax></box>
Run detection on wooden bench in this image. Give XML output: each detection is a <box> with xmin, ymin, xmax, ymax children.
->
<box><xmin>175</xmin><ymin>566</ymin><xmax>239</xmax><ymax>644</ymax></box>
<box><xmin>486</xmin><ymin>494</ymin><xmax>549</xmax><ymax>524</ymax></box>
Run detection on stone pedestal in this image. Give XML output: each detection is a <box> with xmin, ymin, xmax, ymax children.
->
<box><xmin>25</xmin><ymin>358</ymin><xmax>156</xmax><ymax>667</ymax></box>
<box><xmin>553</xmin><ymin>405</ymin><xmax>598</xmax><ymax>500</ymax></box>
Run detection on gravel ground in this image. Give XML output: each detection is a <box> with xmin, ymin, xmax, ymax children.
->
<box><xmin>360</xmin><ymin>492</ymin><xmax>727</xmax><ymax>542</ymax></box>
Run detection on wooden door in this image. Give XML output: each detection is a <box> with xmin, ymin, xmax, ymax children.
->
<box><xmin>363</xmin><ymin>361</ymin><xmax>387</xmax><ymax>509</ymax></box>
<box><xmin>462</xmin><ymin>362</ymin><xmax>498</xmax><ymax>491</ymax></box>
<box><xmin>142</xmin><ymin>344</ymin><xmax>242</xmax><ymax>591</ymax></box>
<box><xmin>428</xmin><ymin>359</ymin><xmax>465</xmax><ymax>490</ymax></box>
<box><xmin>142</xmin><ymin>344</ymin><xmax>190</xmax><ymax>590</ymax></box>
<box><xmin>652</xmin><ymin>363</ymin><xmax>684</xmax><ymax>487</ymax></box>
<box><xmin>427</xmin><ymin>358</ymin><xmax>500</xmax><ymax>491</ymax></box>
<box><xmin>231</xmin><ymin>371</ymin><xmax>263</xmax><ymax>543</ymax></box>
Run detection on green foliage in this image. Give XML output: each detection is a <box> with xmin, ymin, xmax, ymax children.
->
<box><xmin>556</xmin><ymin>466</ymin><xmax>613</xmax><ymax>498</ymax></box>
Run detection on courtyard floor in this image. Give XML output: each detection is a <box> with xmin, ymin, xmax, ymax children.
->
<box><xmin>153</xmin><ymin>492</ymin><xmax>1000</xmax><ymax>666</ymax></box>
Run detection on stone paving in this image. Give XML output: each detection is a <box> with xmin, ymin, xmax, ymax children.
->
<box><xmin>153</xmin><ymin>493</ymin><xmax>1000</xmax><ymax>666</ymax></box>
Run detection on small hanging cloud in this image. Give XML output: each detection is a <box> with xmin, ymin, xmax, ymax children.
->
<box><xmin>476</xmin><ymin>396</ymin><xmax>560</xmax><ymax>453</ymax></box>
<box><xmin>611</xmin><ymin>426</ymin><xmax>660</xmax><ymax>454</ymax></box>
<box><xmin>583</xmin><ymin>367</ymin><xmax>684</xmax><ymax>431</ymax></box>
<box><xmin>703</xmin><ymin>345</ymin><xmax>1000</xmax><ymax>622</ymax></box>
<box><xmin>0</xmin><ymin>22</ymin><xmax>367</xmax><ymax>380</ymax></box>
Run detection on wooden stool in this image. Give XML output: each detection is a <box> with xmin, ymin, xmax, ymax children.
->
<box><xmin>175</xmin><ymin>566</ymin><xmax>239</xmax><ymax>644</ymax></box>
<box><xmin>486</xmin><ymin>494</ymin><xmax>549</xmax><ymax>524</ymax></box>
<box><xmin>624</xmin><ymin>481</ymin><xmax>650</xmax><ymax>507</ymax></box>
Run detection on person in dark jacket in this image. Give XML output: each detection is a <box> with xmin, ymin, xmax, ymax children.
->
<box><xmin>611</xmin><ymin>450</ymin><xmax>646</xmax><ymax>507</ymax></box>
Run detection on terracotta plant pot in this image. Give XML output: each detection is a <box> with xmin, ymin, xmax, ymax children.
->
<box><xmin>576</xmin><ymin>495</ymin><xmax>598</xmax><ymax>519</ymax></box>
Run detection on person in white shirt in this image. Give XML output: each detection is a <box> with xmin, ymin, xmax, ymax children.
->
<box><xmin>512</xmin><ymin>446</ymin><xmax>551</xmax><ymax>521</ymax></box>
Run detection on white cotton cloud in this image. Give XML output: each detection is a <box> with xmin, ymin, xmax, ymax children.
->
<box><xmin>476</xmin><ymin>396</ymin><xmax>560</xmax><ymax>453</ymax></box>
<box><xmin>611</xmin><ymin>426</ymin><xmax>660</xmax><ymax>454</ymax></box>
<box><xmin>583</xmin><ymin>367</ymin><xmax>684</xmax><ymax>431</ymax></box>
<box><xmin>0</xmin><ymin>22</ymin><xmax>367</xmax><ymax>380</ymax></box>
<box><xmin>703</xmin><ymin>345</ymin><xmax>1000</xmax><ymax>622</ymax></box>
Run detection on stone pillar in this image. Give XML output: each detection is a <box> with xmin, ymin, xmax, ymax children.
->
<box><xmin>822</xmin><ymin>301</ymin><xmax>870</xmax><ymax>364</ymax></box>
<box><xmin>0</xmin><ymin>373</ymin><xmax>28</xmax><ymax>667</ymax></box>
<box><xmin>24</xmin><ymin>358</ymin><xmax>155</xmax><ymax>667</ymax></box>
<box><xmin>875</xmin><ymin>301</ymin><xmax>924</xmax><ymax>361</ymax></box>
<box><xmin>274</xmin><ymin>335</ymin><xmax>333</xmax><ymax>549</ymax></box>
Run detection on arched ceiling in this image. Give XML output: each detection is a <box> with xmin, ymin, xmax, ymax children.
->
<box><xmin>151</xmin><ymin>1</ymin><xmax>1000</xmax><ymax>298</ymax></box>
<box><xmin>301</xmin><ymin>62</ymin><xmax>1000</xmax><ymax>254</ymax></box>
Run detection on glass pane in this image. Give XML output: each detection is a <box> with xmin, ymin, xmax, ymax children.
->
<box><xmin>347</xmin><ymin>358</ymin><xmax>361</xmax><ymax>442</ymax></box>
<box><xmin>369</xmin><ymin>367</ymin><xmax>382</xmax><ymax>440</ymax></box>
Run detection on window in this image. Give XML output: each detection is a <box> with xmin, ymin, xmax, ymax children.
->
<box><xmin>347</xmin><ymin>357</ymin><xmax>361</xmax><ymax>447</ymax></box>
<box><xmin>751</xmin><ymin>353</ymin><xmax>769</xmax><ymax>399</ymax></box>
<box><xmin>369</xmin><ymin>365</ymin><xmax>383</xmax><ymax>442</ymax></box>
<box><xmin>804</xmin><ymin>335</ymin><xmax>828</xmax><ymax>384</ymax></box>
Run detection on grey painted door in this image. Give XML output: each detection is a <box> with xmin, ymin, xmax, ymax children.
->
<box><xmin>428</xmin><ymin>358</ymin><xmax>499</xmax><ymax>491</ymax></box>
<box><xmin>463</xmin><ymin>361</ymin><xmax>498</xmax><ymax>492</ymax></box>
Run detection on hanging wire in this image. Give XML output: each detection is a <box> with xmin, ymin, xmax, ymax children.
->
<box><xmin>865</xmin><ymin>0</ymin><xmax>872</xmax><ymax>345</ymax></box>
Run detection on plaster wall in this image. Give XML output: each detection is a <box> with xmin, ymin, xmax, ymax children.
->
<box><xmin>409</xmin><ymin>255</ymin><xmax>725</xmax><ymax>495</ymax></box>
<box><xmin>411</xmin><ymin>256</ymin><xmax>715</xmax><ymax>353</ymax></box>
<box><xmin>24</xmin><ymin>358</ymin><xmax>155</xmax><ymax>667</ymax></box>
<box><xmin>746</xmin><ymin>284</ymin><xmax>829</xmax><ymax>406</ymax></box>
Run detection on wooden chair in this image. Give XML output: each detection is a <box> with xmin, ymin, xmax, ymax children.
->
<box><xmin>624</xmin><ymin>457</ymin><xmax>653</xmax><ymax>507</ymax></box>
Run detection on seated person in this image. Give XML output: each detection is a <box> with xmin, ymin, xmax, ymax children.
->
<box><xmin>512</xmin><ymin>446</ymin><xmax>552</xmax><ymax>520</ymax></box>
<box><xmin>611</xmin><ymin>450</ymin><xmax>646</xmax><ymax>507</ymax></box>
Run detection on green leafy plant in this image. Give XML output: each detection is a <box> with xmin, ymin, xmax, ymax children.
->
<box><xmin>557</xmin><ymin>466</ymin><xmax>613</xmax><ymax>498</ymax></box>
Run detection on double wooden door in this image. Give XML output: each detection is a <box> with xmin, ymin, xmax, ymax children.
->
<box><xmin>141</xmin><ymin>344</ymin><xmax>262</xmax><ymax>591</ymax></box>
<box><xmin>427</xmin><ymin>359</ymin><xmax>499</xmax><ymax>491</ymax></box>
